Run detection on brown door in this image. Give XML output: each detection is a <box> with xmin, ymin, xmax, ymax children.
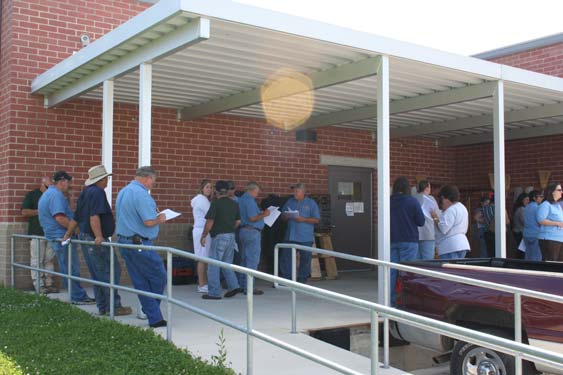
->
<box><xmin>328</xmin><ymin>166</ymin><xmax>373</xmax><ymax>270</ymax></box>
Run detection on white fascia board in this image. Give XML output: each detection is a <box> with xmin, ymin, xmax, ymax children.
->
<box><xmin>501</xmin><ymin>65</ymin><xmax>563</xmax><ymax>93</ymax></box>
<box><xmin>44</xmin><ymin>18</ymin><xmax>210</xmax><ymax>108</ymax></box>
<box><xmin>299</xmin><ymin>81</ymin><xmax>497</xmax><ymax>130</ymax></box>
<box><xmin>179</xmin><ymin>56</ymin><xmax>381</xmax><ymax>121</ymax></box>
<box><xmin>441</xmin><ymin>122</ymin><xmax>563</xmax><ymax>147</ymax></box>
<box><xmin>31</xmin><ymin>0</ymin><xmax>183</xmax><ymax>93</ymax></box>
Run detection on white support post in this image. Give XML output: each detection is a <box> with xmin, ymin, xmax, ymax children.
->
<box><xmin>102</xmin><ymin>79</ymin><xmax>114</xmax><ymax>206</ymax></box>
<box><xmin>139</xmin><ymin>63</ymin><xmax>152</xmax><ymax>167</ymax></box>
<box><xmin>377</xmin><ymin>55</ymin><xmax>390</xmax><ymax>305</ymax></box>
<box><xmin>493</xmin><ymin>80</ymin><xmax>506</xmax><ymax>258</ymax></box>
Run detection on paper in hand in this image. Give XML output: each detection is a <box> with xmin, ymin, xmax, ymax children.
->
<box><xmin>159</xmin><ymin>209</ymin><xmax>181</xmax><ymax>221</ymax></box>
<box><xmin>61</xmin><ymin>238</ymin><xmax>71</xmax><ymax>246</ymax></box>
<box><xmin>264</xmin><ymin>206</ymin><xmax>281</xmax><ymax>227</ymax></box>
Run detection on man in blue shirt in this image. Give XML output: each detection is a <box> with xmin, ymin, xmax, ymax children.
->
<box><xmin>280</xmin><ymin>183</ymin><xmax>320</xmax><ymax>283</ymax></box>
<box><xmin>116</xmin><ymin>166</ymin><xmax>166</xmax><ymax>328</ymax></box>
<box><xmin>38</xmin><ymin>171</ymin><xmax>94</xmax><ymax>305</ymax></box>
<box><xmin>237</xmin><ymin>181</ymin><xmax>270</xmax><ymax>295</ymax></box>
<box><xmin>63</xmin><ymin>165</ymin><xmax>131</xmax><ymax>316</ymax></box>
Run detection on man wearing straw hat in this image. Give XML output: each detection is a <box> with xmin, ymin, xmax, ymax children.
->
<box><xmin>63</xmin><ymin>165</ymin><xmax>132</xmax><ymax>316</ymax></box>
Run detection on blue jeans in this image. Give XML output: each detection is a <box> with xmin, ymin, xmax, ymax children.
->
<box><xmin>418</xmin><ymin>240</ymin><xmax>435</xmax><ymax>260</ymax></box>
<box><xmin>80</xmin><ymin>233</ymin><xmax>123</xmax><ymax>313</ymax></box>
<box><xmin>118</xmin><ymin>238</ymin><xmax>166</xmax><ymax>325</ymax></box>
<box><xmin>478</xmin><ymin>227</ymin><xmax>489</xmax><ymax>258</ymax></box>
<box><xmin>390</xmin><ymin>242</ymin><xmax>419</xmax><ymax>306</ymax></box>
<box><xmin>523</xmin><ymin>238</ymin><xmax>542</xmax><ymax>261</ymax></box>
<box><xmin>208</xmin><ymin>233</ymin><xmax>240</xmax><ymax>297</ymax></box>
<box><xmin>50</xmin><ymin>240</ymin><xmax>89</xmax><ymax>302</ymax></box>
<box><xmin>238</xmin><ymin>228</ymin><xmax>261</xmax><ymax>291</ymax></box>
<box><xmin>280</xmin><ymin>241</ymin><xmax>313</xmax><ymax>283</ymax></box>
<box><xmin>438</xmin><ymin>250</ymin><xmax>468</xmax><ymax>260</ymax></box>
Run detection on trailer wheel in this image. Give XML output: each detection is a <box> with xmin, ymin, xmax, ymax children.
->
<box><xmin>450</xmin><ymin>329</ymin><xmax>534</xmax><ymax>375</ymax></box>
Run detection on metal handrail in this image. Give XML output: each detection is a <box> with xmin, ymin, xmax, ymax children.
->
<box><xmin>274</xmin><ymin>242</ymin><xmax>563</xmax><ymax>374</ymax></box>
<box><xmin>10</xmin><ymin>234</ymin><xmax>563</xmax><ymax>375</ymax></box>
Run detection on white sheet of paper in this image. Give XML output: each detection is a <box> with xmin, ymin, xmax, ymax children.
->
<box><xmin>284</xmin><ymin>209</ymin><xmax>299</xmax><ymax>218</ymax></box>
<box><xmin>345</xmin><ymin>202</ymin><xmax>355</xmax><ymax>216</ymax></box>
<box><xmin>421</xmin><ymin>195</ymin><xmax>439</xmax><ymax>219</ymax></box>
<box><xmin>353</xmin><ymin>202</ymin><xmax>364</xmax><ymax>213</ymax></box>
<box><xmin>518</xmin><ymin>239</ymin><xmax>526</xmax><ymax>252</ymax></box>
<box><xmin>61</xmin><ymin>238</ymin><xmax>71</xmax><ymax>246</ymax></box>
<box><xmin>159</xmin><ymin>209</ymin><xmax>181</xmax><ymax>221</ymax></box>
<box><xmin>263</xmin><ymin>207</ymin><xmax>281</xmax><ymax>227</ymax></box>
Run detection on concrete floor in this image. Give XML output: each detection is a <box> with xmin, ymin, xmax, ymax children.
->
<box><xmin>48</xmin><ymin>271</ymin><xmax>446</xmax><ymax>375</ymax></box>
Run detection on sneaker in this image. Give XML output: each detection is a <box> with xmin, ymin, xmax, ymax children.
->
<box><xmin>114</xmin><ymin>306</ymin><xmax>133</xmax><ymax>316</ymax></box>
<box><xmin>137</xmin><ymin>310</ymin><xmax>148</xmax><ymax>320</ymax></box>
<box><xmin>71</xmin><ymin>297</ymin><xmax>96</xmax><ymax>305</ymax></box>
<box><xmin>224</xmin><ymin>288</ymin><xmax>243</xmax><ymax>298</ymax></box>
<box><xmin>202</xmin><ymin>294</ymin><xmax>221</xmax><ymax>300</ymax></box>
<box><xmin>149</xmin><ymin>320</ymin><xmax>167</xmax><ymax>328</ymax></box>
<box><xmin>244</xmin><ymin>288</ymin><xmax>264</xmax><ymax>296</ymax></box>
<box><xmin>197</xmin><ymin>285</ymin><xmax>208</xmax><ymax>293</ymax></box>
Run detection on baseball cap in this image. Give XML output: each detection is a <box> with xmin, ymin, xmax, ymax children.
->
<box><xmin>52</xmin><ymin>170</ymin><xmax>72</xmax><ymax>182</ymax></box>
<box><xmin>215</xmin><ymin>180</ymin><xmax>229</xmax><ymax>193</ymax></box>
<box><xmin>291</xmin><ymin>182</ymin><xmax>306</xmax><ymax>190</ymax></box>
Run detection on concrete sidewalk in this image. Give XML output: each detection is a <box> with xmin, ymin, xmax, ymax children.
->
<box><xmin>49</xmin><ymin>271</ymin><xmax>419</xmax><ymax>374</ymax></box>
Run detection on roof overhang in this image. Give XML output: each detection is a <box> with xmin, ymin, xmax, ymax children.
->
<box><xmin>31</xmin><ymin>0</ymin><xmax>563</xmax><ymax>145</ymax></box>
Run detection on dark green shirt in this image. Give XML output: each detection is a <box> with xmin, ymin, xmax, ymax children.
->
<box><xmin>21</xmin><ymin>188</ymin><xmax>44</xmax><ymax>236</ymax></box>
<box><xmin>205</xmin><ymin>197</ymin><xmax>240</xmax><ymax>237</ymax></box>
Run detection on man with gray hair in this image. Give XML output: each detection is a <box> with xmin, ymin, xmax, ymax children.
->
<box><xmin>116</xmin><ymin>166</ymin><xmax>167</xmax><ymax>327</ymax></box>
<box><xmin>237</xmin><ymin>181</ymin><xmax>270</xmax><ymax>295</ymax></box>
<box><xmin>21</xmin><ymin>176</ymin><xmax>57</xmax><ymax>294</ymax></box>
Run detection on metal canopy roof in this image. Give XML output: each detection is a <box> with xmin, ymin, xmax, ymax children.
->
<box><xmin>31</xmin><ymin>0</ymin><xmax>563</xmax><ymax>146</ymax></box>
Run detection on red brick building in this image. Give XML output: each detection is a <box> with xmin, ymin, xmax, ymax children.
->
<box><xmin>1</xmin><ymin>0</ymin><xmax>562</xmax><ymax>287</ymax></box>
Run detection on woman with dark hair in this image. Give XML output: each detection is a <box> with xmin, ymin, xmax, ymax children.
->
<box><xmin>430</xmin><ymin>184</ymin><xmax>470</xmax><ymax>259</ymax></box>
<box><xmin>390</xmin><ymin>176</ymin><xmax>425</xmax><ymax>305</ymax></box>
<box><xmin>537</xmin><ymin>182</ymin><xmax>563</xmax><ymax>261</ymax></box>
<box><xmin>191</xmin><ymin>179</ymin><xmax>213</xmax><ymax>293</ymax></box>
<box><xmin>523</xmin><ymin>190</ymin><xmax>544</xmax><ymax>261</ymax></box>
<box><xmin>512</xmin><ymin>192</ymin><xmax>530</xmax><ymax>258</ymax></box>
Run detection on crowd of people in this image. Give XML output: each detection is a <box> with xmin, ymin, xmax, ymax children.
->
<box><xmin>21</xmin><ymin>166</ymin><xmax>320</xmax><ymax>327</ymax></box>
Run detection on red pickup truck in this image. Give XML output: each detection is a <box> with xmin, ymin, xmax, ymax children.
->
<box><xmin>391</xmin><ymin>258</ymin><xmax>563</xmax><ymax>375</ymax></box>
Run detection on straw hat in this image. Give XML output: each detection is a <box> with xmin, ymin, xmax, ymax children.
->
<box><xmin>85</xmin><ymin>165</ymin><xmax>112</xmax><ymax>186</ymax></box>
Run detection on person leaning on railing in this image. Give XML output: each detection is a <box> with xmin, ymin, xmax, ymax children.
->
<box><xmin>537</xmin><ymin>182</ymin><xmax>563</xmax><ymax>261</ymax></box>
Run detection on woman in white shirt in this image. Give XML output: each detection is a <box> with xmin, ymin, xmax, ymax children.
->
<box><xmin>191</xmin><ymin>179</ymin><xmax>212</xmax><ymax>293</ymax></box>
<box><xmin>431</xmin><ymin>184</ymin><xmax>471</xmax><ymax>259</ymax></box>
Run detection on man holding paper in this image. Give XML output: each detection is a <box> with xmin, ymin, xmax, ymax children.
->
<box><xmin>280</xmin><ymin>182</ymin><xmax>320</xmax><ymax>283</ymax></box>
<box><xmin>116</xmin><ymin>166</ymin><xmax>167</xmax><ymax>328</ymax></box>
<box><xmin>237</xmin><ymin>181</ymin><xmax>270</xmax><ymax>295</ymax></box>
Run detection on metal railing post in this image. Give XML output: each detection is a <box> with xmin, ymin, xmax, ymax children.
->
<box><xmin>35</xmin><ymin>239</ymin><xmax>41</xmax><ymax>294</ymax></box>
<box><xmin>371</xmin><ymin>310</ymin><xmax>379</xmax><ymax>375</ymax></box>
<box><xmin>291</xmin><ymin>247</ymin><xmax>297</xmax><ymax>334</ymax></box>
<box><xmin>274</xmin><ymin>246</ymin><xmax>279</xmax><ymax>288</ymax></box>
<box><xmin>246</xmin><ymin>274</ymin><xmax>254</xmax><ymax>375</ymax></box>
<box><xmin>166</xmin><ymin>251</ymin><xmax>173</xmax><ymax>342</ymax></box>
<box><xmin>10</xmin><ymin>236</ymin><xmax>15</xmax><ymax>288</ymax></box>
<box><xmin>515</xmin><ymin>292</ymin><xmax>522</xmax><ymax>375</ymax></box>
<box><xmin>67</xmin><ymin>241</ymin><xmax>72</xmax><ymax>301</ymax></box>
<box><xmin>109</xmin><ymin>244</ymin><xmax>115</xmax><ymax>319</ymax></box>
<box><xmin>383</xmin><ymin>265</ymin><xmax>389</xmax><ymax>368</ymax></box>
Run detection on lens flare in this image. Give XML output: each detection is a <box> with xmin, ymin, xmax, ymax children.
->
<box><xmin>260</xmin><ymin>68</ymin><xmax>314</xmax><ymax>131</ymax></box>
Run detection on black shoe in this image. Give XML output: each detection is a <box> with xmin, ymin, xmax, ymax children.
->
<box><xmin>149</xmin><ymin>320</ymin><xmax>167</xmax><ymax>328</ymax></box>
<box><xmin>244</xmin><ymin>288</ymin><xmax>264</xmax><ymax>295</ymax></box>
<box><xmin>224</xmin><ymin>288</ymin><xmax>243</xmax><ymax>298</ymax></box>
<box><xmin>202</xmin><ymin>294</ymin><xmax>222</xmax><ymax>300</ymax></box>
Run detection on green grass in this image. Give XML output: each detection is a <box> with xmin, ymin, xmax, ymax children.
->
<box><xmin>0</xmin><ymin>287</ymin><xmax>235</xmax><ymax>375</ymax></box>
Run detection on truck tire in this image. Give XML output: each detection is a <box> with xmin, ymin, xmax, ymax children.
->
<box><xmin>450</xmin><ymin>329</ymin><xmax>535</xmax><ymax>375</ymax></box>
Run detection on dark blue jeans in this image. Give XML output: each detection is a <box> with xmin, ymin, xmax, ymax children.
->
<box><xmin>280</xmin><ymin>241</ymin><xmax>313</xmax><ymax>283</ymax></box>
<box><xmin>50</xmin><ymin>240</ymin><xmax>89</xmax><ymax>302</ymax></box>
<box><xmin>80</xmin><ymin>233</ymin><xmax>123</xmax><ymax>313</ymax></box>
<box><xmin>238</xmin><ymin>228</ymin><xmax>261</xmax><ymax>291</ymax></box>
<box><xmin>390</xmin><ymin>242</ymin><xmax>419</xmax><ymax>306</ymax></box>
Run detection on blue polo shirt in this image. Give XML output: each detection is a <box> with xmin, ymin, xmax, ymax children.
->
<box><xmin>116</xmin><ymin>180</ymin><xmax>159</xmax><ymax>240</ymax></box>
<box><xmin>523</xmin><ymin>201</ymin><xmax>541</xmax><ymax>239</ymax></box>
<box><xmin>74</xmin><ymin>185</ymin><xmax>115</xmax><ymax>238</ymax></box>
<box><xmin>537</xmin><ymin>201</ymin><xmax>563</xmax><ymax>242</ymax></box>
<box><xmin>238</xmin><ymin>192</ymin><xmax>264</xmax><ymax>230</ymax></box>
<box><xmin>282</xmin><ymin>197</ymin><xmax>320</xmax><ymax>243</ymax></box>
<box><xmin>38</xmin><ymin>186</ymin><xmax>73</xmax><ymax>240</ymax></box>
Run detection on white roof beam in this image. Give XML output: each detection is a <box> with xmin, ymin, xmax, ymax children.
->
<box><xmin>42</xmin><ymin>18</ymin><xmax>210</xmax><ymax>108</ymax></box>
<box><xmin>178</xmin><ymin>56</ymin><xmax>381</xmax><ymax>121</ymax></box>
<box><xmin>441</xmin><ymin>122</ymin><xmax>563</xmax><ymax>147</ymax></box>
<box><xmin>392</xmin><ymin>102</ymin><xmax>563</xmax><ymax>138</ymax></box>
<box><xmin>298</xmin><ymin>81</ymin><xmax>497</xmax><ymax>130</ymax></box>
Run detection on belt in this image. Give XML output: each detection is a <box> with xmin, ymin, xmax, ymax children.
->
<box><xmin>241</xmin><ymin>226</ymin><xmax>261</xmax><ymax>232</ymax></box>
<box><xmin>117</xmin><ymin>234</ymin><xmax>150</xmax><ymax>241</ymax></box>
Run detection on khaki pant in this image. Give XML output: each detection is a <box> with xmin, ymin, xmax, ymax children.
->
<box><xmin>30</xmin><ymin>238</ymin><xmax>56</xmax><ymax>288</ymax></box>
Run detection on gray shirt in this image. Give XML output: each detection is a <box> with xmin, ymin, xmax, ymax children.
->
<box><xmin>414</xmin><ymin>193</ymin><xmax>437</xmax><ymax>241</ymax></box>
